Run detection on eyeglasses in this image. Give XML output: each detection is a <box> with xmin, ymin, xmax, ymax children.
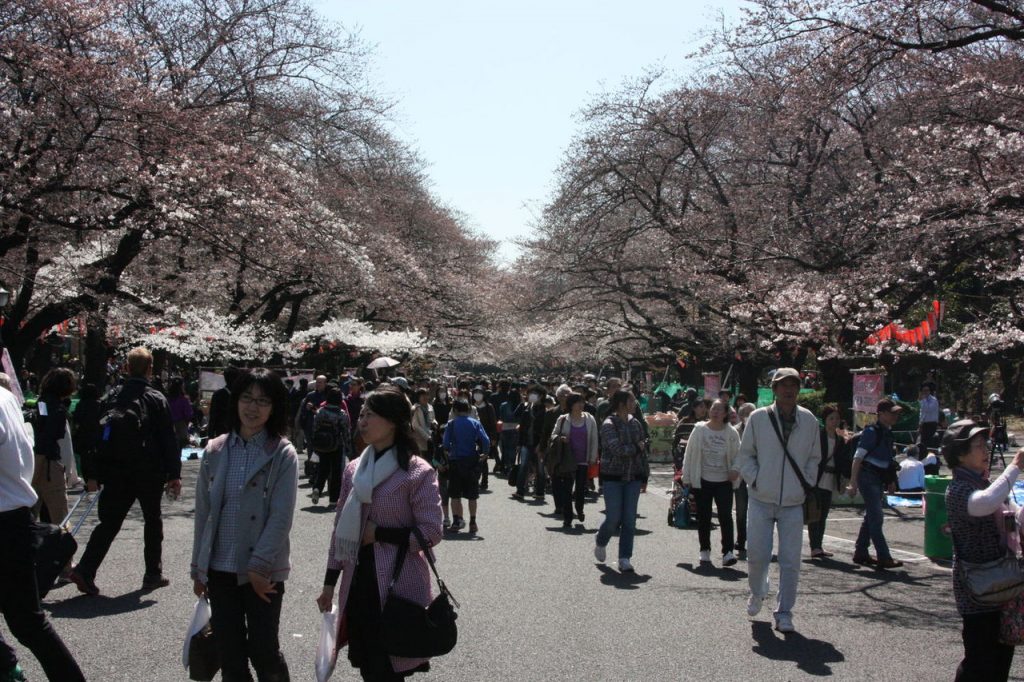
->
<box><xmin>239</xmin><ymin>395</ymin><xmax>272</xmax><ymax>409</ymax></box>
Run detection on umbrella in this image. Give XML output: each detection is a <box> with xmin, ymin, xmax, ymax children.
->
<box><xmin>366</xmin><ymin>356</ymin><xmax>400</xmax><ymax>370</ymax></box>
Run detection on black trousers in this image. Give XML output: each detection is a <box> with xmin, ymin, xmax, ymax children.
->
<box><xmin>956</xmin><ymin>611</ymin><xmax>1014</xmax><ymax>681</ymax></box>
<box><xmin>695</xmin><ymin>479</ymin><xmax>734</xmax><ymax>554</ymax></box>
<box><xmin>75</xmin><ymin>474</ymin><xmax>165</xmax><ymax>580</ymax></box>
<box><xmin>0</xmin><ymin>508</ymin><xmax>84</xmax><ymax>681</ymax></box>
<box><xmin>314</xmin><ymin>451</ymin><xmax>344</xmax><ymax>503</ymax></box>
<box><xmin>207</xmin><ymin>570</ymin><xmax>289</xmax><ymax>682</ymax></box>
<box><xmin>919</xmin><ymin>422</ymin><xmax>939</xmax><ymax>448</ymax></box>
<box><xmin>553</xmin><ymin>465</ymin><xmax>588</xmax><ymax>523</ymax></box>
<box><xmin>734</xmin><ymin>481</ymin><xmax>748</xmax><ymax>550</ymax></box>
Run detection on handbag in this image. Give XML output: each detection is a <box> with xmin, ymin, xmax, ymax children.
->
<box><xmin>379</xmin><ymin>527</ymin><xmax>459</xmax><ymax>658</ymax></box>
<box><xmin>1000</xmin><ymin>592</ymin><xmax>1024</xmax><ymax>645</ymax></box>
<box><xmin>506</xmin><ymin>463</ymin><xmax>519</xmax><ymax>487</ymax></box>
<box><xmin>182</xmin><ymin>596</ymin><xmax>220</xmax><ymax>682</ymax></box>
<box><xmin>546</xmin><ymin>416</ymin><xmax>578</xmax><ymax>477</ymax></box>
<box><xmin>767</xmin><ymin>410</ymin><xmax>819</xmax><ymax>526</ymax></box>
<box><xmin>961</xmin><ymin>553</ymin><xmax>1024</xmax><ymax>605</ymax></box>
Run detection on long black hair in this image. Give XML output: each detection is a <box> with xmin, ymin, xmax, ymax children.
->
<box><xmin>228</xmin><ymin>369</ymin><xmax>289</xmax><ymax>439</ymax></box>
<box><xmin>363</xmin><ymin>384</ymin><xmax>417</xmax><ymax>470</ymax></box>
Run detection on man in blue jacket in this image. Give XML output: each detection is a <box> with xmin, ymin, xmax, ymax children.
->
<box><xmin>443</xmin><ymin>400</ymin><xmax>490</xmax><ymax>534</ymax></box>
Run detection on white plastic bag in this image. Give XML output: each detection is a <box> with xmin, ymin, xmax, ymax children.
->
<box><xmin>182</xmin><ymin>596</ymin><xmax>212</xmax><ymax>669</ymax></box>
<box><xmin>315</xmin><ymin>604</ymin><xmax>339</xmax><ymax>682</ymax></box>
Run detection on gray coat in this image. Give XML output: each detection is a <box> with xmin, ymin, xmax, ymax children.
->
<box><xmin>191</xmin><ymin>433</ymin><xmax>298</xmax><ymax>585</ymax></box>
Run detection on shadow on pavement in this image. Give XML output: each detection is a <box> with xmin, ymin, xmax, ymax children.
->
<box><xmin>300</xmin><ymin>505</ymin><xmax>336</xmax><ymax>514</ymax></box>
<box><xmin>544</xmin><ymin>525</ymin><xmax>597</xmax><ymax>535</ymax></box>
<box><xmin>596</xmin><ymin>564</ymin><xmax>651</xmax><ymax>590</ymax></box>
<box><xmin>45</xmin><ymin>589</ymin><xmax>158</xmax><ymax>619</ymax></box>
<box><xmin>750</xmin><ymin>621</ymin><xmax>844</xmax><ymax>676</ymax></box>
<box><xmin>442</xmin><ymin>532</ymin><xmax>484</xmax><ymax>542</ymax></box>
<box><xmin>678</xmin><ymin>562</ymin><xmax>747</xmax><ymax>582</ymax></box>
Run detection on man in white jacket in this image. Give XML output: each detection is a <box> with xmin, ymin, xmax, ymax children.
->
<box><xmin>734</xmin><ymin>368</ymin><xmax>821</xmax><ymax>633</ymax></box>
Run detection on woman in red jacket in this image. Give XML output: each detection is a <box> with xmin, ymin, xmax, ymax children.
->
<box><xmin>317</xmin><ymin>385</ymin><xmax>443</xmax><ymax>681</ymax></box>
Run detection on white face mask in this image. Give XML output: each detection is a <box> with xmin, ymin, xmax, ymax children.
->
<box><xmin>528</xmin><ymin>394</ymin><xmax>539</xmax><ymax>404</ymax></box>
<box><xmin>473</xmin><ymin>393</ymin><xmax>484</xmax><ymax>402</ymax></box>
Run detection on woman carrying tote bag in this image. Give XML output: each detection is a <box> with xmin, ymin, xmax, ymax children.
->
<box><xmin>317</xmin><ymin>385</ymin><xmax>444</xmax><ymax>681</ymax></box>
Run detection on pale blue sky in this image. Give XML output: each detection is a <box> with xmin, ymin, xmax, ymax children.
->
<box><xmin>313</xmin><ymin>1</ymin><xmax>750</xmax><ymax>263</ymax></box>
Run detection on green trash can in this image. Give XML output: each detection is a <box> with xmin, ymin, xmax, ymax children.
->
<box><xmin>924</xmin><ymin>475</ymin><xmax>953</xmax><ymax>560</ymax></box>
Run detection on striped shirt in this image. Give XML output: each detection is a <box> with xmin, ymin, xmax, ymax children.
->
<box><xmin>210</xmin><ymin>430</ymin><xmax>266</xmax><ymax>572</ymax></box>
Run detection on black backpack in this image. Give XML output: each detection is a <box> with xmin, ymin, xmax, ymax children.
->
<box><xmin>311</xmin><ymin>408</ymin><xmax>344</xmax><ymax>454</ymax></box>
<box><xmin>98</xmin><ymin>387</ymin><xmax>148</xmax><ymax>463</ymax></box>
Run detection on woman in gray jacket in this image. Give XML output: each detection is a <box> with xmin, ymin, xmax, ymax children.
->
<box><xmin>191</xmin><ymin>369</ymin><xmax>298</xmax><ymax>682</ymax></box>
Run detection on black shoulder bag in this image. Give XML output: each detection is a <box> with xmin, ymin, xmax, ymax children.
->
<box><xmin>766</xmin><ymin>410</ymin><xmax>820</xmax><ymax>526</ymax></box>
<box><xmin>379</xmin><ymin>527</ymin><xmax>459</xmax><ymax>658</ymax></box>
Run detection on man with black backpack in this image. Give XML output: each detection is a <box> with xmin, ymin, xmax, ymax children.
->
<box><xmin>69</xmin><ymin>347</ymin><xmax>181</xmax><ymax>596</ymax></box>
<box><xmin>309</xmin><ymin>386</ymin><xmax>352</xmax><ymax>506</ymax></box>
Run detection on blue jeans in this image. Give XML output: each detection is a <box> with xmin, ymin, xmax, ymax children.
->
<box><xmin>500</xmin><ymin>430</ymin><xmax>519</xmax><ymax>472</ymax></box>
<box><xmin>517</xmin><ymin>446</ymin><xmax>543</xmax><ymax>496</ymax></box>
<box><xmin>855</xmin><ymin>466</ymin><xmax>892</xmax><ymax>560</ymax></box>
<box><xmin>596</xmin><ymin>480</ymin><xmax>642</xmax><ymax>560</ymax></box>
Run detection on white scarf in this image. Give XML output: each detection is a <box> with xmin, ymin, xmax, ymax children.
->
<box><xmin>334</xmin><ymin>445</ymin><xmax>399</xmax><ymax>565</ymax></box>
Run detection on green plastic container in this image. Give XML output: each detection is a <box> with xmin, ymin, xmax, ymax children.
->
<box><xmin>924</xmin><ymin>475</ymin><xmax>953</xmax><ymax>559</ymax></box>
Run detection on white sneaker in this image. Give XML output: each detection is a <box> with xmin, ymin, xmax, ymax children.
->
<box><xmin>699</xmin><ymin>550</ymin><xmax>711</xmax><ymax>564</ymax></box>
<box><xmin>593</xmin><ymin>544</ymin><xmax>606</xmax><ymax>563</ymax></box>
<box><xmin>618</xmin><ymin>558</ymin><xmax>634</xmax><ymax>573</ymax></box>
<box><xmin>774</xmin><ymin>614</ymin><xmax>795</xmax><ymax>633</ymax></box>
<box><xmin>722</xmin><ymin>551</ymin><xmax>737</xmax><ymax>567</ymax></box>
<box><xmin>747</xmin><ymin>594</ymin><xmax>765</xmax><ymax>617</ymax></box>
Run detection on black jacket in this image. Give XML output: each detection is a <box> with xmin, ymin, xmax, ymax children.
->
<box><xmin>32</xmin><ymin>391</ymin><xmax>68</xmax><ymax>461</ymax></box>
<box><xmin>102</xmin><ymin>378</ymin><xmax>180</xmax><ymax>482</ymax></box>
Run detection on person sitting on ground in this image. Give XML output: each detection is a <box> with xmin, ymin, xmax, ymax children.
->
<box><xmin>898</xmin><ymin>446</ymin><xmax>926</xmax><ymax>496</ymax></box>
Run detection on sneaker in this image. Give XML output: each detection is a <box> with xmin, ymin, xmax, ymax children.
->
<box><xmin>68</xmin><ymin>568</ymin><xmax>99</xmax><ymax>596</ymax></box>
<box><xmin>443</xmin><ymin>518</ymin><xmax>451</xmax><ymax>530</ymax></box>
<box><xmin>746</xmin><ymin>594</ymin><xmax>765</xmax><ymax>617</ymax></box>
<box><xmin>618</xmin><ymin>558</ymin><xmax>635</xmax><ymax>573</ymax></box>
<box><xmin>577</xmin><ymin>511</ymin><xmax>585</xmax><ymax>523</ymax></box>
<box><xmin>512</xmin><ymin>493</ymin><xmax>524</xmax><ymax>501</ymax></box>
<box><xmin>594</xmin><ymin>544</ymin><xmax>606</xmax><ymax>563</ymax></box>
<box><xmin>142</xmin><ymin>573</ymin><xmax>170</xmax><ymax>590</ymax></box>
<box><xmin>774</xmin><ymin>614</ymin><xmax>795</xmax><ymax>633</ymax></box>
<box><xmin>469</xmin><ymin>521</ymin><xmax>478</xmax><ymax>534</ymax></box>
<box><xmin>699</xmin><ymin>550</ymin><xmax>711</xmax><ymax>564</ymax></box>
<box><xmin>2</xmin><ymin>664</ymin><xmax>27</xmax><ymax>682</ymax></box>
<box><xmin>451</xmin><ymin>517</ymin><xmax>464</xmax><ymax>532</ymax></box>
<box><xmin>722</xmin><ymin>551</ymin><xmax>738</xmax><ymax>567</ymax></box>
<box><xmin>311</xmin><ymin>489</ymin><xmax>320</xmax><ymax>504</ymax></box>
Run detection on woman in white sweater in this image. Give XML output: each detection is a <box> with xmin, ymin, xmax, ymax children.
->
<box><xmin>682</xmin><ymin>399</ymin><xmax>742</xmax><ymax>566</ymax></box>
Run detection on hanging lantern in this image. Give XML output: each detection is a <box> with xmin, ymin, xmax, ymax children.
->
<box><xmin>922</xmin><ymin>320</ymin><xmax>931</xmax><ymax>338</ymax></box>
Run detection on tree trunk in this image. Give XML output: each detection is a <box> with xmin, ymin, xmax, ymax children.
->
<box><xmin>998</xmin><ymin>358</ymin><xmax>1021</xmax><ymax>414</ymax></box>
<box><xmin>735</xmin><ymin>358</ymin><xmax>760</xmax><ymax>404</ymax></box>
<box><xmin>819</xmin><ymin>357</ymin><xmax>854</xmax><ymax>408</ymax></box>
<box><xmin>83</xmin><ymin>317</ymin><xmax>111</xmax><ymax>391</ymax></box>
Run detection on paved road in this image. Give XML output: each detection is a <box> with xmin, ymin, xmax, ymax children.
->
<box><xmin>6</xmin><ymin>459</ymin><xmax>1024</xmax><ymax>681</ymax></box>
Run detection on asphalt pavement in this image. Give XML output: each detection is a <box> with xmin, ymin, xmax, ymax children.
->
<box><xmin>6</xmin><ymin>459</ymin><xmax>1024</xmax><ymax>681</ymax></box>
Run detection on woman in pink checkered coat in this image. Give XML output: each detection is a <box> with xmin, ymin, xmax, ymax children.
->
<box><xmin>317</xmin><ymin>385</ymin><xmax>444</xmax><ymax>680</ymax></box>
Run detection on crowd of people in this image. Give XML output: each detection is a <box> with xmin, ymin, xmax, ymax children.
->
<box><xmin>0</xmin><ymin>352</ymin><xmax>1021</xmax><ymax>680</ymax></box>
